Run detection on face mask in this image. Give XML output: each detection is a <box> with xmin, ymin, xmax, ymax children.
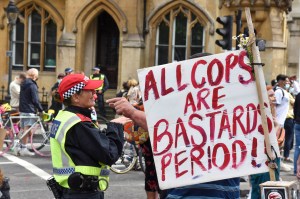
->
<box><xmin>285</xmin><ymin>84</ymin><xmax>290</xmax><ymax>90</ymax></box>
<box><xmin>58</xmin><ymin>79</ymin><xmax>62</xmax><ymax>84</ymax></box>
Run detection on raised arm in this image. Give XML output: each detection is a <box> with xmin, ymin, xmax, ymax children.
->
<box><xmin>106</xmin><ymin>97</ymin><xmax>148</xmax><ymax>131</ymax></box>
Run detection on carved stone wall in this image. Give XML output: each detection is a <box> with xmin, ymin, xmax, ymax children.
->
<box><xmin>0</xmin><ymin>0</ymin><xmax>295</xmax><ymax>92</ymax></box>
<box><xmin>287</xmin><ymin>0</ymin><xmax>300</xmax><ymax>78</ymax></box>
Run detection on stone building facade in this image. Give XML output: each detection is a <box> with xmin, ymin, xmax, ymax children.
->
<box><xmin>0</xmin><ymin>0</ymin><xmax>293</xmax><ymax>94</ymax></box>
<box><xmin>287</xmin><ymin>0</ymin><xmax>300</xmax><ymax>78</ymax></box>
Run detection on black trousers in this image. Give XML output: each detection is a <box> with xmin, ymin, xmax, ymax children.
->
<box><xmin>62</xmin><ymin>189</ymin><xmax>104</xmax><ymax>199</ymax></box>
<box><xmin>97</xmin><ymin>93</ymin><xmax>106</xmax><ymax>117</ymax></box>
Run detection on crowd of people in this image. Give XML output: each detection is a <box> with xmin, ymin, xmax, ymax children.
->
<box><xmin>1</xmin><ymin>62</ymin><xmax>300</xmax><ymax>199</ymax></box>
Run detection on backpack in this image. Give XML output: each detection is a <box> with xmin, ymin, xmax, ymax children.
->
<box><xmin>273</xmin><ymin>86</ymin><xmax>285</xmax><ymax>100</ymax></box>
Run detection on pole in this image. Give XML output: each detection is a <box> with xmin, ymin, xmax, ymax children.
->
<box><xmin>7</xmin><ymin>25</ymin><xmax>13</xmax><ymax>96</ymax></box>
<box><xmin>245</xmin><ymin>7</ymin><xmax>276</xmax><ymax>181</ymax></box>
<box><xmin>236</xmin><ymin>10</ymin><xmax>242</xmax><ymax>50</ymax></box>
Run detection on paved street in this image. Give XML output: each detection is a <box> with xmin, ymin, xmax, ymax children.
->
<box><xmin>0</xmin><ymin>150</ymin><xmax>146</xmax><ymax>199</ymax></box>
<box><xmin>0</xmin><ymin>146</ymin><xmax>298</xmax><ymax>199</ymax></box>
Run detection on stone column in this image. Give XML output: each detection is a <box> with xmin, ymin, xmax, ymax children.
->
<box><xmin>57</xmin><ymin>33</ymin><xmax>76</xmax><ymax>74</ymax></box>
<box><xmin>262</xmin><ymin>8</ymin><xmax>288</xmax><ymax>83</ymax></box>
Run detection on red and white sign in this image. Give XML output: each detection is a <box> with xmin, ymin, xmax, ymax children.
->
<box><xmin>137</xmin><ymin>50</ymin><xmax>279</xmax><ymax>190</ymax></box>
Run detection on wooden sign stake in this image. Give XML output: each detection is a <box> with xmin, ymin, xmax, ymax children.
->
<box><xmin>245</xmin><ymin>7</ymin><xmax>276</xmax><ymax>181</ymax></box>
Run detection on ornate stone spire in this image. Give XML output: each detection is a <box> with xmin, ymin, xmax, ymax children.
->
<box><xmin>219</xmin><ymin>0</ymin><xmax>293</xmax><ymax>13</ymax></box>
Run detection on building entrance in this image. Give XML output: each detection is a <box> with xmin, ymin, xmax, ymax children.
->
<box><xmin>96</xmin><ymin>11</ymin><xmax>119</xmax><ymax>89</ymax></box>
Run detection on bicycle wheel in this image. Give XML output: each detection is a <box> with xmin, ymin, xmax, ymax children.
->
<box><xmin>138</xmin><ymin>147</ymin><xmax>146</xmax><ymax>174</ymax></box>
<box><xmin>110</xmin><ymin>141</ymin><xmax>137</xmax><ymax>174</ymax></box>
<box><xmin>28</xmin><ymin>127</ymin><xmax>50</xmax><ymax>154</ymax></box>
<box><xmin>0</xmin><ymin>128</ymin><xmax>14</xmax><ymax>156</ymax></box>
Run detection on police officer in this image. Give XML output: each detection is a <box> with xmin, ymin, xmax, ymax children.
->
<box><xmin>64</xmin><ymin>67</ymin><xmax>74</xmax><ymax>76</ymax></box>
<box><xmin>50</xmin><ymin>74</ymin><xmax>128</xmax><ymax>199</ymax></box>
<box><xmin>90</xmin><ymin>67</ymin><xmax>109</xmax><ymax>118</ymax></box>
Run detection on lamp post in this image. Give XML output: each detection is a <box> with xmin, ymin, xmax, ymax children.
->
<box><xmin>5</xmin><ymin>0</ymin><xmax>19</xmax><ymax>97</ymax></box>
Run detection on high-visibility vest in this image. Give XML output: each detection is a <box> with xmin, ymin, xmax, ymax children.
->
<box><xmin>90</xmin><ymin>74</ymin><xmax>104</xmax><ymax>90</ymax></box>
<box><xmin>50</xmin><ymin>110</ymin><xmax>110</xmax><ymax>191</ymax></box>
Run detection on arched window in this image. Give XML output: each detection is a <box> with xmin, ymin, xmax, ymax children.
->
<box><xmin>155</xmin><ymin>7</ymin><xmax>204</xmax><ymax>65</ymax></box>
<box><xmin>13</xmin><ymin>4</ymin><xmax>57</xmax><ymax>71</ymax></box>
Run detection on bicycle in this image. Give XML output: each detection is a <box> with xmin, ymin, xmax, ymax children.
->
<box><xmin>0</xmin><ymin>104</ymin><xmax>19</xmax><ymax>156</ymax></box>
<box><xmin>0</xmin><ymin>116</ymin><xmax>13</xmax><ymax>156</ymax></box>
<box><xmin>110</xmin><ymin>140</ymin><xmax>145</xmax><ymax>174</ymax></box>
<box><xmin>110</xmin><ymin>119</ymin><xmax>147</xmax><ymax>174</ymax></box>
<box><xmin>1</xmin><ymin>109</ymin><xmax>53</xmax><ymax>157</ymax></box>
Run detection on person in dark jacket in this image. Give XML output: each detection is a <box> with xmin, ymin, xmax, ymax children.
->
<box><xmin>90</xmin><ymin>67</ymin><xmax>109</xmax><ymax>118</ymax></box>
<box><xmin>50</xmin><ymin>74</ymin><xmax>128</xmax><ymax>199</ymax></box>
<box><xmin>294</xmin><ymin>92</ymin><xmax>300</xmax><ymax>174</ymax></box>
<box><xmin>49</xmin><ymin>73</ymin><xmax>65</xmax><ymax>117</ymax></box>
<box><xmin>15</xmin><ymin>68</ymin><xmax>44</xmax><ymax>156</ymax></box>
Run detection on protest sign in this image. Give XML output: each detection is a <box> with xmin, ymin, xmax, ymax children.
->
<box><xmin>137</xmin><ymin>50</ymin><xmax>279</xmax><ymax>190</ymax></box>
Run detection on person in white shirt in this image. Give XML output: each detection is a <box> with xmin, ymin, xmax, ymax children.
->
<box><xmin>9</xmin><ymin>72</ymin><xmax>26</xmax><ymax>111</ymax></box>
<box><xmin>274</xmin><ymin>74</ymin><xmax>291</xmax><ymax>172</ymax></box>
<box><xmin>289</xmin><ymin>75</ymin><xmax>300</xmax><ymax>96</ymax></box>
<box><xmin>274</xmin><ymin>74</ymin><xmax>290</xmax><ymax>127</ymax></box>
<box><xmin>126</xmin><ymin>78</ymin><xmax>141</xmax><ymax>106</ymax></box>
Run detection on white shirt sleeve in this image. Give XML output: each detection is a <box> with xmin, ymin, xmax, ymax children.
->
<box><xmin>275</xmin><ymin>88</ymin><xmax>283</xmax><ymax>105</ymax></box>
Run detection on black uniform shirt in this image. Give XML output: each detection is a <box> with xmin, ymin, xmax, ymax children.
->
<box><xmin>64</xmin><ymin>106</ymin><xmax>124</xmax><ymax>167</ymax></box>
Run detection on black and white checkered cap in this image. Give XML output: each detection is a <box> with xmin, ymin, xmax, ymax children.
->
<box><xmin>62</xmin><ymin>82</ymin><xmax>85</xmax><ymax>99</ymax></box>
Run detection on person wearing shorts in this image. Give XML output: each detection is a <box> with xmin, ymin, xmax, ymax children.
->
<box><xmin>19</xmin><ymin>113</ymin><xmax>37</xmax><ymax>129</ymax></box>
<box><xmin>16</xmin><ymin>68</ymin><xmax>44</xmax><ymax>156</ymax></box>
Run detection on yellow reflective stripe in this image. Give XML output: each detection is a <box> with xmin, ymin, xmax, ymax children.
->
<box><xmin>56</xmin><ymin>115</ymin><xmax>80</xmax><ymax>166</ymax></box>
<box><xmin>56</xmin><ymin>115</ymin><xmax>80</xmax><ymax>142</ymax></box>
<box><xmin>51</xmin><ymin>111</ymin><xmax>111</xmax><ymax>191</ymax></box>
<box><xmin>90</xmin><ymin>75</ymin><xmax>104</xmax><ymax>90</ymax></box>
<box><xmin>75</xmin><ymin>166</ymin><xmax>101</xmax><ymax>176</ymax></box>
<box><xmin>99</xmin><ymin>75</ymin><xmax>104</xmax><ymax>90</ymax></box>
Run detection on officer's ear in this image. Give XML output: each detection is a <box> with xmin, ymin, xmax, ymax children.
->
<box><xmin>71</xmin><ymin>94</ymin><xmax>80</xmax><ymax>103</ymax></box>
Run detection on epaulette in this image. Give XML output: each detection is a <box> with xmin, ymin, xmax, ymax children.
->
<box><xmin>76</xmin><ymin>113</ymin><xmax>92</xmax><ymax>122</ymax></box>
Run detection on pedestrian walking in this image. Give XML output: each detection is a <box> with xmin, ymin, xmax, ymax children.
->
<box><xmin>9</xmin><ymin>73</ymin><xmax>26</xmax><ymax>111</ymax></box>
<box><xmin>15</xmin><ymin>68</ymin><xmax>44</xmax><ymax>156</ymax></box>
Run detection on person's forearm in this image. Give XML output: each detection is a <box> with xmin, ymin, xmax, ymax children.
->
<box><xmin>131</xmin><ymin>109</ymin><xmax>148</xmax><ymax>131</ymax></box>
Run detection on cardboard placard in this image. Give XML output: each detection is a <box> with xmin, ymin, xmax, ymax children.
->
<box><xmin>137</xmin><ymin>50</ymin><xmax>279</xmax><ymax>190</ymax></box>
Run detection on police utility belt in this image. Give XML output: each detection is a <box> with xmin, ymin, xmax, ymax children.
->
<box><xmin>67</xmin><ymin>172</ymin><xmax>108</xmax><ymax>192</ymax></box>
<box><xmin>47</xmin><ymin>173</ymin><xmax>109</xmax><ymax>199</ymax></box>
